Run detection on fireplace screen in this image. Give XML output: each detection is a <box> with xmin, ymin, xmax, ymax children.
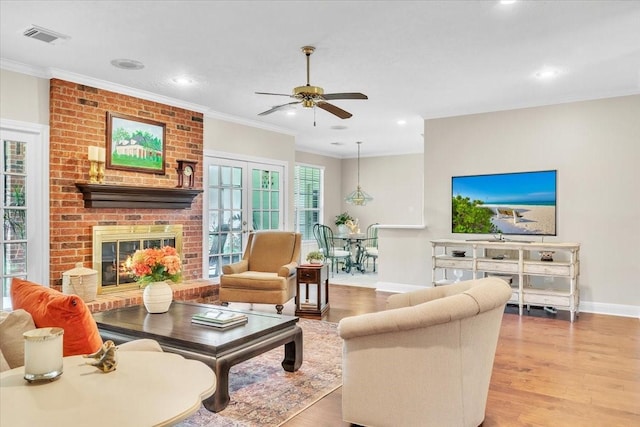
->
<box><xmin>93</xmin><ymin>225</ymin><xmax>183</xmax><ymax>293</ymax></box>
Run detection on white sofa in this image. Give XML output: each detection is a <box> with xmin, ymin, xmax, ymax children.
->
<box><xmin>338</xmin><ymin>277</ymin><xmax>512</xmax><ymax>427</ymax></box>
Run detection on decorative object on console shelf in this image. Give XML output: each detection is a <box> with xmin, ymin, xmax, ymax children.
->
<box><xmin>539</xmin><ymin>251</ymin><xmax>555</xmax><ymax>261</ymax></box>
<box><xmin>176</xmin><ymin>159</ymin><xmax>197</xmax><ymax>188</ymax></box>
<box><xmin>452</xmin><ymin>250</ymin><xmax>466</xmax><ymax>257</ymax></box>
<box><xmin>106</xmin><ymin>112</ymin><xmax>166</xmax><ymax>175</ymax></box>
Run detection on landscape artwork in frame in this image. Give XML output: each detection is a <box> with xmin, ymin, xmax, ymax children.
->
<box><xmin>106</xmin><ymin>112</ymin><xmax>166</xmax><ymax>175</ymax></box>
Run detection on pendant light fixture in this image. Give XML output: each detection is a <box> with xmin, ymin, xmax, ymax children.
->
<box><xmin>345</xmin><ymin>141</ymin><xmax>373</xmax><ymax>206</ymax></box>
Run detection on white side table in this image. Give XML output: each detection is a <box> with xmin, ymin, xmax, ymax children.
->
<box><xmin>0</xmin><ymin>351</ymin><xmax>216</xmax><ymax>427</ymax></box>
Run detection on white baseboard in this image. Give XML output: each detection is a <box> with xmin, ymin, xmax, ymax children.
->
<box><xmin>375</xmin><ymin>282</ymin><xmax>640</xmax><ymax>319</ymax></box>
<box><xmin>580</xmin><ymin>301</ymin><xmax>640</xmax><ymax>318</ymax></box>
<box><xmin>375</xmin><ymin>282</ymin><xmax>427</xmax><ymax>293</ymax></box>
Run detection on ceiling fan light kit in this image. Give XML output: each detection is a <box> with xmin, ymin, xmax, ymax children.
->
<box><xmin>345</xmin><ymin>141</ymin><xmax>373</xmax><ymax>206</ymax></box>
<box><xmin>256</xmin><ymin>46</ymin><xmax>368</xmax><ymax>121</ymax></box>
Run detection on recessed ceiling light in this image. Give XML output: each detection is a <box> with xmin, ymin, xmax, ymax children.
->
<box><xmin>534</xmin><ymin>67</ymin><xmax>562</xmax><ymax>80</ymax></box>
<box><xmin>397</xmin><ymin>119</ymin><xmax>407</xmax><ymax>125</ymax></box>
<box><xmin>110</xmin><ymin>59</ymin><xmax>144</xmax><ymax>70</ymax></box>
<box><xmin>330</xmin><ymin>142</ymin><xmax>345</xmax><ymax>146</ymax></box>
<box><xmin>500</xmin><ymin>0</ymin><xmax>517</xmax><ymax>5</ymax></box>
<box><xmin>171</xmin><ymin>76</ymin><xmax>194</xmax><ymax>85</ymax></box>
<box><xmin>330</xmin><ymin>125</ymin><xmax>348</xmax><ymax>130</ymax></box>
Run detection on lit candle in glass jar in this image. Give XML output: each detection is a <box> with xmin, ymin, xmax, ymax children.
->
<box><xmin>23</xmin><ymin>327</ymin><xmax>64</xmax><ymax>382</ymax></box>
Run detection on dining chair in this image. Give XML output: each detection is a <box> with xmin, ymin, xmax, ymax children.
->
<box><xmin>363</xmin><ymin>223</ymin><xmax>379</xmax><ymax>272</ymax></box>
<box><xmin>313</xmin><ymin>223</ymin><xmax>352</xmax><ymax>276</ymax></box>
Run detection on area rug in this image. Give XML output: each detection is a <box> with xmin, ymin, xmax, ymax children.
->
<box><xmin>177</xmin><ymin>319</ymin><xmax>342</xmax><ymax>427</ymax></box>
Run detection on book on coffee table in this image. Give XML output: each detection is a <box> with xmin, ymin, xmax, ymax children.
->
<box><xmin>191</xmin><ymin>309</ymin><xmax>248</xmax><ymax>329</ymax></box>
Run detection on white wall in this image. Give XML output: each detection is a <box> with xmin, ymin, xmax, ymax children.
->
<box><xmin>0</xmin><ymin>69</ymin><xmax>49</xmax><ymax>124</ymax></box>
<box><xmin>341</xmin><ymin>153</ymin><xmax>423</xmax><ymax>228</ymax></box>
<box><xmin>381</xmin><ymin>95</ymin><xmax>640</xmax><ymax>316</ymax></box>
<box><xmin>203</xmin><ymin>117</ymin><xmax>297</xmax><ymax>230</ymax></box>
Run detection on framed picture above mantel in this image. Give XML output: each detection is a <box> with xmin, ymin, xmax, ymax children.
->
<box><xmin>106</xmin><ymin>112</ymin><xmax>166</xmax><ymax>175</ymax></box>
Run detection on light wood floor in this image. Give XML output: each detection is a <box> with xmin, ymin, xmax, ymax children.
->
<box><xmin>281</xmin><ymin>284</ymin><xmax>640</xmax><ymax>427</ymax></box>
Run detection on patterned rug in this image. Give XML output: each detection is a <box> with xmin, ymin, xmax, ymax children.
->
<box><xmin>177</xmin><ymin>319</ymin><xmax>342</xmax><ymax>427</ymax></box>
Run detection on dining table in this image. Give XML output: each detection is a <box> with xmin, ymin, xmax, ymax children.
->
<box><xmin>335</xmin><ymin>232</ymin><xmax>368</xmax><ymax>274</ymax></box>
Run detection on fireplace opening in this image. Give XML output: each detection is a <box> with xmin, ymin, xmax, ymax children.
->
<box><xmin>92</xmin><ymin>225</ymin><xmax>183</xmax><ymax>293</ymax></box>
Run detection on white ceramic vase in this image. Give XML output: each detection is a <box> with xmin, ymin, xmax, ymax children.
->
<box><xmin>142</xmin><ymin>281</ymin><xmax>173</xmax><ymax>313</ymax></box>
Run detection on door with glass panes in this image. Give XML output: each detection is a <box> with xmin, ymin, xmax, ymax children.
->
<box><xmin>205</xmin><ymin>158</ymin><xmax>284</xmax><ymax>278</ymax></box>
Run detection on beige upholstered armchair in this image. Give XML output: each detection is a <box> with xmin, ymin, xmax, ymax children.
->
<box><xmin>338</xmin><ymin>277</ymin><xmax>512</xmax><ymax>427</ymax></box>
<box><xmin>220</xmin><ymin>231</ymin><xmax>301</xmax><ymax>314</ymax></box>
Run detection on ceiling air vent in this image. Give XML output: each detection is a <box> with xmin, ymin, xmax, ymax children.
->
<box><xmin>23</xmin><ymin>25</ymin><xmax>69</xmax><ymax>44</ymax></box>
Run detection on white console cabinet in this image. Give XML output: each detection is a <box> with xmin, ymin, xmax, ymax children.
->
<box><xmin>431</xmin><ymin>239</ymin><xmax>580</xmax><ymax>322</ymax></box>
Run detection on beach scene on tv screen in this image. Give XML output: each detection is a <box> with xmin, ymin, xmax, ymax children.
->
<box><xmin>452</xmin><ymin>170</ymin><xmax>556</xmax><ymax>235</ymax></box>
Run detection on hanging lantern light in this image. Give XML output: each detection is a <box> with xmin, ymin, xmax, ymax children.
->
<box><xmin>345</xmin><ymin>141</ymin><xmax>373</xmax><ymax>206</ymax></box>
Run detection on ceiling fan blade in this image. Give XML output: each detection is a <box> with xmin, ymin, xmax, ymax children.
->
<box><xmin>316</xmin><ymin>101</ymin><xmax>352</xmax><ymax>119</ymax></box>
<box><xmin>258</xmin><ymin>101</ymin><xmax>301</xmax><ymax>116</ymax></box>
<box><xmin>321</xmin><ymin>92</ymin><xmax>368</xmax><ymax>100</ymax></box>
<box><xmin>255</xmin><ymin>91</ymin><xmax>292</xmax><ymax>97</ymax></box>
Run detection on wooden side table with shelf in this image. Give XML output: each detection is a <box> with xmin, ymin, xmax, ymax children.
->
<box><xmin>296</xmin><ymin>264</ymin><xmax>330</xmax><ymax>317</ymax></box>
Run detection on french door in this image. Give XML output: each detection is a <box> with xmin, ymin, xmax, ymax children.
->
<box><xmin>204</xmin><ymin>157</ymin><xmax>285</xmax><ymax>278</ymax></box>
<box><xmin>0</xmin><ymin>121</ymin><xmax>49</xmax><ymax>309</ymax></box>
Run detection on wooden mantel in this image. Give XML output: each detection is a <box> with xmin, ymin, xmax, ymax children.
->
<box><xmin>75</xmin><ymin>183</ymin><xmax>202</xmax><ymax>209</ymax></box>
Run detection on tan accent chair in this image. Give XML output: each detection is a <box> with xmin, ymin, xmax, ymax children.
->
<box><xmin>338</xmin><ymin>277</ymin><xmax>512</xmax><ymax>427</ymax></box>
<box><xmin>220</xmin><ymin>231</ymin><xmax>301</xmax><ymax>314</ymax></box>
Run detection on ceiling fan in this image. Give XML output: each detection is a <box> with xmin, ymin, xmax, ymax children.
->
<box><xmin>256</xmin><ymin>46</ymin><xmax>368</xmax><ymax>120</ymax></box>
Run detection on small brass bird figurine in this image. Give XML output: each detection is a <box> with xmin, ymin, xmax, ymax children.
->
<box><xmin>83</xmin><ymin>340</ymin><xmax>118</xmax><ymax>373</ymax></box>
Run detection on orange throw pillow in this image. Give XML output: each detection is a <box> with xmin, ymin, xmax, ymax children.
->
<box><xmin>10</xmin><ymin>278</ymin><xmax>103</xmax><ymax>357</ymax></box>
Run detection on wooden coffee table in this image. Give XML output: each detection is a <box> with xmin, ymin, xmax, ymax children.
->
<box><xmin>93</xmin><ymin>302</ymin><xmax>303</xmax><ymax>412</ymax></box>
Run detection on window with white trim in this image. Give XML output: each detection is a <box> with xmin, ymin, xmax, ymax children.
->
<box><xmin>1</xmin><ymin>122</ymin><xmax>49</xmax><ymax>310</ymax></box>
<box><xmin>294</xmin><ymin>165</ymin><xmax>323</xmax><ymax>240</ymax></box>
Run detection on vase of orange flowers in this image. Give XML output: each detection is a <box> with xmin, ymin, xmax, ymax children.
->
<box><xmin>129</xmin><ymin>246</ymin><xmax>182</xmax><ymax>313</ymax></box>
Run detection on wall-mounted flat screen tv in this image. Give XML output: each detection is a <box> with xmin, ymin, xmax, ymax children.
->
<box><xmin>452</xmin><ymin>170</ymin><xmax>557</xmax><ymax>236</ymax></box>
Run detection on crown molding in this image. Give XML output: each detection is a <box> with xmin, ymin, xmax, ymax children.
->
<box><xmin>1</xmin><ymin>58</ymin><xmax>296</xmax><ymax>136</ymax></box>
<box><xmin>1</xmin><ymin>58</ymin><xmax>50</xmax><ymax>78</ymax></box>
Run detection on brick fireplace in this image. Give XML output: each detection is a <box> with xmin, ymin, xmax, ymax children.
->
<box><xmin>92</xmin><ymin>224</ymin><xmax>183</xmax><ymax>293</ymax></box>
<box><xmin>49</xmin><ymin>79</ymin><xmax>205</xmax><ymax>291</ymax></box>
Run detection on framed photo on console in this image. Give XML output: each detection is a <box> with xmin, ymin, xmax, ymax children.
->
<box><xmin>106</xmin><ymin>112</ymin><xmax>166</xmax><ymax>175</ymax></box>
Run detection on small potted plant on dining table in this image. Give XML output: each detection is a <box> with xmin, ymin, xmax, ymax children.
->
<box><xmin>335</xmin><ymin>211</ymin><xmax>355</xmax><ymax>235</ymax></box>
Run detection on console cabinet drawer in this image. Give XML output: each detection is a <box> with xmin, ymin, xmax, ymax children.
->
<box><xmin>524</xmin><ymin>262</ymin><xmax>571</xmax><ymax>276</ymax></box>
<box><xmin>523</xmin><ymin>292</ymin><xmax>570</xmax><ymax>307</ymax></box>
<box><xmin>434</xmin><ymin>258</ymin><xmax>473</xmax><ymax>269</ymax></box>
<box><xmin>476</xmin><ymin>260</ymin><xmax>518</xmax><ymax>273</ymax></box>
